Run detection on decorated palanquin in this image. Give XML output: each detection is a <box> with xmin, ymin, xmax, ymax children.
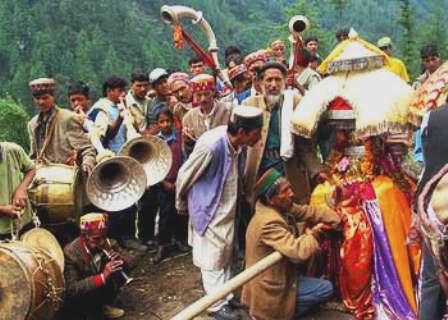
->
<box><xmin>409</xmin><ymin>60</ymin><xmax>448</xmax><ymax>126</ymax></box>
<box><xmin>291</xmin><ymin>30</ymin><xmax>421</xmax><ymax>319</ymax></box>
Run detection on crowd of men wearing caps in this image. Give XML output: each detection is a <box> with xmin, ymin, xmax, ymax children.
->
<box><xmin>0</xmin><ymin>28</ymin><xmax>443</xmax><ymax>320</ymax></box>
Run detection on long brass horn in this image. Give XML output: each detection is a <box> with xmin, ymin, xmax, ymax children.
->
<box><xmin>86</xmin><ymin>122</ymin><xmax>147</xmax><ymax>212</ymax></box>
<box><xmin>288</xmin><ymin>15</ymin><xmax>310</xmax><ymax>34</ymax></box>
<box><xmin>160</xmin><ymin>5</ymin><xmax>232</xmax><ymax>89</ymax></box>
<box><xmin>118</xmin><ymin>100</ymin><xmax>173</xmax><ymax>187</ymax></box>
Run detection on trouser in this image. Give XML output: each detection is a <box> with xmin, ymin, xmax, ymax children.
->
<box><xmin>108</xmin><ymin>205</ymin><xmax>137</xmax><ymax>242</ymax></box>
<box><xmin>155</xmin><ymin>187</ymin><xmax>187</xmax><ymax>245</ymax></box>
<box><xmin>294</xmin><ymin>276</ymin><xmax>333</xmax><ymax>318</ymax></box>
<box><xmin>58</xmin><ymin>280</ymin><xmax>120</xmax><ymax>320</ymax></box>
<box><xmin>419</xmin><ymin>243</ymin><xmax>444</xmax><ymax>320</ymax></box>
<box><xmin>137</xmin><ymin>188</ymin><xmax>159</xmax><ymax>242</ymax></box>
<box><xmin>201</xmin><ymin>265</ymin><xmax>234</xmax><ymax>312</ymax></box>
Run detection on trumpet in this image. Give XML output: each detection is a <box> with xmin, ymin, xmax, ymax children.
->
<box><xmin>102</xmin><ymin>238</ymin><xmax>133</xmax><ymax>285</ymax></box>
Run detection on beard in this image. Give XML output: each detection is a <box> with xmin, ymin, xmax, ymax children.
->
<box><xmin>265</xmin><ymin>93</ymin><xmax>282</xmax><ymax>107</ymax></box>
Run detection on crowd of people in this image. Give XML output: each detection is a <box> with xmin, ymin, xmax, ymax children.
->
<box><xmin>0</xmin><ymin>24</ymin><xmax>447</xmax><ymax>320</ymax></box>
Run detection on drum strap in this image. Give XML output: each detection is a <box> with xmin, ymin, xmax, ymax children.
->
<box><xmin>36</xmin><ymin>108</ymin><xmax>60</xmax><ymax>164</ymax></box>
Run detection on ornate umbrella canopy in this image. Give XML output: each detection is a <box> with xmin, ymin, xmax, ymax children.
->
<box><xmin>291</xmin><ymin>30</ymin><xmax>413</xmax><ymax>139</ymax></box>
<box><xmin>409</xmin><ymin>61</ymin><xmax>448</xmax><ymax>127</ymax></box>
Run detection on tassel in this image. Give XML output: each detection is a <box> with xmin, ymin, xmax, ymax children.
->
<box><xmin>173</xmin><ymin>24</ymin><xmax>184</xmax><ymax>49</ymax></box>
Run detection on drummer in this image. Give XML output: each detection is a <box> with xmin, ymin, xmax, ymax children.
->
<box><xmin>61</xmin><ymin>213</ymin><xmax>130</xmax><ymax>319</ymax></box>
<box><xmin>0</xmin><ymin>142</ymin><xmax>36</xmax><ymax>240</ymax></box>
<box><xmin>27</xmin><ymin>78</ymin><xmax>96</xmax><ymax>173</ymax></box>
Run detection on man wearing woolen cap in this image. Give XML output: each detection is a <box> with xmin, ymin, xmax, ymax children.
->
<box><xmin>146</xmin><ymin>67</ymin><xmax>171</xmax><ymax>135</ymax></box>
<box><xmin>176</xmin><ymin>106</ymin><xmax>263</xmax><ymax>320</ymax></box>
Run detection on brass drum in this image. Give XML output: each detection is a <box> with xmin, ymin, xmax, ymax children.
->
<box><xmin>21</xmin><ymin>228</ymin><xmax>65</xmax><ymax>272</ymax></box>
<box><xmin>28</xmin><ymin>164</ymin><xmax>78</xmax><ymax>224</ymax></box>
<box><xmin>0</xmin><ymin>241</ymin><xmax>64</xmax><ymax>320</ymax></box>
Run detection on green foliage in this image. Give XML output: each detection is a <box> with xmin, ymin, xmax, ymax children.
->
<box><xmin>0</xmin><ymin>97</ymin><xmax>30</xmax><ymax>150</ymax></box>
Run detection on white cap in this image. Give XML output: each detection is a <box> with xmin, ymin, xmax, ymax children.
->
<box><xmin>149</xmin><ymin>68</ymin><xmax>168</xmax><ymax>85</ymax></box>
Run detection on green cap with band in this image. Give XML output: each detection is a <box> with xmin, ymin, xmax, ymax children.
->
<box><xmin>254</xmin><ymin>168</ymin><xmax>283</xmax><ymax>198</ymax></box>
<box><xmin>230</xmin><ymin>106</ymin><xmax>263</xmax><ymax>129</ymax></box>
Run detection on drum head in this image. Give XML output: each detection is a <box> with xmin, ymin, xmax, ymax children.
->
<box><xmin>21</xmin><ymin>228</ymin><xmax>65</xmax><ymax>272</ymax></box>
<box><xmin>0</xmin><ymin>243</ymin><xmax>32</xmax><ymax>320</ymax></box>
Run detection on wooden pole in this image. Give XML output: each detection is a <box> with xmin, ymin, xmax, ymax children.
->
<box><xmin>170</xmin><ymin>251</ymin><xmax>283</xmax><ymax>320</ymax></box>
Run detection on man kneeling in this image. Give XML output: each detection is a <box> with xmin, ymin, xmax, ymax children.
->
<box><xmin>61</xmin><ymin>213</ymin><xmax>129</xmax><ymax>319</ymax></box>
<box><xmin>242</xmin><ymin>169</ymin><xmax>341</xmax><ymax>319</ymax></box>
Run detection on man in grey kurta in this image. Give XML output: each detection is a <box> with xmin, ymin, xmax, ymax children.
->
<box><xmin>176</xmin><ymin>106</ymin><xmax>263</xmax><ymax>320</ymax></box>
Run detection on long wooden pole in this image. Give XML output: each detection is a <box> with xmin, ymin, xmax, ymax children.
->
<box><xmin>170</xmin><ymin>251</ymin><xmax>283</xmax><ymax>320</ymax></box>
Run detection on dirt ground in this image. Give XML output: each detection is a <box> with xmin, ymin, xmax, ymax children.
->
<box><xmin>118</xmin><ymin>251</ymin><xmax>354</xmax><ymax>320</ymax></box>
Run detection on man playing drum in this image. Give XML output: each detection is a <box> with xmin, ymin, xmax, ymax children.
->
<box><xmin>0</xmin><ymin>142</ymin><xmax>36</xmax><ymax>240</ymax></box>
<box><xmin>61</xmin><ymin>213</ymin><xmax>130</xmax><ymax>319</ymax></box>
<box><xmin>27</xmin><ymin>77</ymin><xmax>96</xmax><ymax>173</ymax></box>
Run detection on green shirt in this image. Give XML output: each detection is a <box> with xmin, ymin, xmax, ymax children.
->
<box><xmin>0</xmin><ymin>142</ymin><xmax>35</xmax><ymax>235</ymax></box>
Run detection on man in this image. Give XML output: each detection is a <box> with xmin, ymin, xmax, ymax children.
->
<box><xmin>294</xmin><ymin>49</ymin><xmax>322</xmax><ymax>94</ymax></box>
<box><xmin>189</xmin><ymin>56</ymin><xmax>208</xmax><ymax>76</ymax></box>
<box><xmin>243</xmin><ymin>62</ymin><xmax>322</xmax><ymax>205</ymax></box>
<box><xmin>68</xmin><ymin>81</ymin><xmax>91</xmax><ymax>113</ymax></box>
<box><xmin>242</xmin><ymin>169</ymin><xmax>340</xmax><ymax>319</ymax></box>
<box><xmin>244</xmin><ymin>50</ymin><xmax>269</xmax><ymax>97</ymax></box>
<box><xmin>335</xmin><ymin>28</ymin><xmax>349</xmax><ymax>43</ymax></box>
<box><xmin>0</xmin><ymin>142</ymin><xmax>35</xmax><ymax>240</ymax></box>
<box><xmin>167</xmin><ymin>72</ymin><xmax>192</xmax><ymax>125</ymax></box>
<box><xmin>413</xmin><ymin>45</ymin><xmax>441</xmax><ymax>89</ymax></box>
<box><xmin>176</xmin><ymin>106</ymin><xmax>264</xmax><ymax>320</ymax></box>
<box><xmin>61</xmin><ymin>213</ymin><xmax>130</xmax><ymax>319</ymax></box>
<box><xmin>270</xmin><ymin>39</ymin><xmax>287</xmax><ymax>66</ymax></box>
<box><xmin>125</xmin><ymin>69</ymin><xmax>150</xmax><ymax>132</ymax></box>
<box><xmin>304</xmin><ymin>36</ymin><xmax>323</xmax><ymax>65</ymax></box>
<box><xmin>377</xmin><ymin>36</ymin><xmax>410</xmax><ymax>83</ymax></box>
<box><xmin>415</xmin><ymin>101</ymin><xmax>448</xmax><ymax>320</ymax></box>
<box><xmin>228</xmin><ymin>64</ymin><xmax>251</xmax><ymax>104</ymax></box>
<box><xmin>28</xmin><ymin>78</ymin><xmax>95</xmax><ymax>172</ymax></box>
<box><xmin>89</xmin><ymin>76</ymin><xmax>145</xmax><ymax>251</ymax></box>
<box><xmin>146</xmin><ymin>68</ymin><xmax>171</xmax><ymax>134</ymax></box>
<box><xmin>182</xmin><ymin>74</ymin><xmax>230</xmax><ymax>155</ymax></box>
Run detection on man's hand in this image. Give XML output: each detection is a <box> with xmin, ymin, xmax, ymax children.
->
<box><xmin>103</xmin><ymin>260</ymin><xmax>124</xmax><ymax>280</ymax></box>
<box><xmin>182</xmin><ymin>127</ymin><xmax>197</xmax><ymax>144</ymax></box>
<box><xmin>12</xmin><ymin>187</ymin><xmax>28</xmax><ymax>209</ymax></box>
<box><xmin>82</xmin><ymin>163</ymin><xmax>93</xmax><ymax>176</ymax></box>
<box><xmin>146</xmin><ymin>124</ymin><xmax>161</xmax><ymax>136</ymax></box>
<box><xmin>0</xmin><ymin>205</ymin><xmax>22</xmax><ymax>219</ymax></box>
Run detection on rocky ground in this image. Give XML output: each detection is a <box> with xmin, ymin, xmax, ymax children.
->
<box><xmin>117</xmin><ymin>251</ymin><xmax>354</xmax><ymax>320</ymax></box>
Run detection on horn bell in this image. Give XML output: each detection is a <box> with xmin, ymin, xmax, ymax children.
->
<box><xmin>289</xmin><ymin>15</ymin><xmax>310</xmax><ymax>34</ymax></box>
<box><xmin>161</xmin><ymin>5</ymin><xmax>179</xmax><ymax>25</ymax></box>
<box><xmin>119</xmin><ymin>135</ymin><xmax>173</xmax><ymax>187</ymax></box>
<box><xmin>87</xmin><ymin>156</ymin><xmax>147</xmax><ymax>212</ymax></box>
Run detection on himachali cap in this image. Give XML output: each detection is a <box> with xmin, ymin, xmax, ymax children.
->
<box><xmin>254</xmin><ymin>168</ymin><xmax>283</xmax><ymax>199</ymax></box>
<box><xmin>29</xmin><ymin>78</ymin><xmax>56</xmax><ymax>95</ymax></box>
<box><xmin>190</xmin><ymin>74</ymin><xmax>215</xmax><ymax>93</ymax></box>
<box><xmin>244</xmin><ymin>50</ymin><xmax>269</xmax><ymax>68</ymax></box>
<box><xmin>80</xmin><ymin>213</ymin><xmax>108</xmax><ymax>235</ymax></box>
<box><xmin>271</xmin><ymin>39</ymin><xmax>285</xmax><ymax>49</ymax></box>
<box><xmin>230</xmin><ymin>105</ymin><xmax>263</xmax><ymax>129</ymax></box>
<box><xmin>257</xmin><ymin>61</ymin><xmax>288</xmax><ymax>77</ymax></box>
<box><xmin>228</xmin><ymin>64</ymin><xmax>248</xmax><ymax>82</ymax></box>
<box><xmin>168</xmin><ymin>72</ymin><xmax>190</xmax><ymax>91</ymax></box>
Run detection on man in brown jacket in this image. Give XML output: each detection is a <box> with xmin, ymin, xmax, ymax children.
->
<box><xmin>242</xmin><ymin>169</ymin><xmax>340</xmax><ymax>319</ymax></box>
<box><xmin>27</xmin><ymin>78</ymin><xmax>96</xmax><ymax>172</ymax></box>
<box><xmin>242</xmin><ymin>62</ymin><xmax>322</xmax><ymax>205</ymax></box>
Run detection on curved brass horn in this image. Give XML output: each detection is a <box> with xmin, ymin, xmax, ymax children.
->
<box><xmin>289</xmin><ymin>15</ymin><xmax>310</xmax><ymax>34</ymax></box>
<box><xmin>87</xmin><ymin>156</ymin><xmax>147</xmax><ymax>212</ymax></box>
<box><xmin>119</xmin><ymin>135</ymin><xmax>172</xmax><ymax>187</ymax></box>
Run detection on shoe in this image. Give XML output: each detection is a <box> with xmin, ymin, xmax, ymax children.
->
<box><xmin>228</xmin><ymin>297</ymin><xmax>246</xmax><ymax>310</ymax></box>
<box><xmin>175</xmin><ymin>240</ymin><xmax>191</xmax><ymax>253</ymax></box>
<box><xmin>208</xmin><ymin>305</ymin><xmax>241</xmax><ymax>320</ymax></box>
<box><xmin>103</xmin><ymin>304</ymin><xmax>125</xmax><ymax>319</ymax></box>
<box><xmin>144</xmin><ymin>240</ymin><xmax>157</xmax><ymax>253</ymax></box>
<box><xmin>154</xmin><ymin>248</ymin><xmax>167</xmax><ymax>264</ymax></box>
<box><xmin>121</xmin><ymin>239</ymin><xmax>147</xmax><ymax>251</ymax></box>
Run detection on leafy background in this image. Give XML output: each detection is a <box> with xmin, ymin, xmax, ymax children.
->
<box><xmin>0</xmin><ymin>0</ymin><xmax>446</xmax><ymax>147</ymax></box>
